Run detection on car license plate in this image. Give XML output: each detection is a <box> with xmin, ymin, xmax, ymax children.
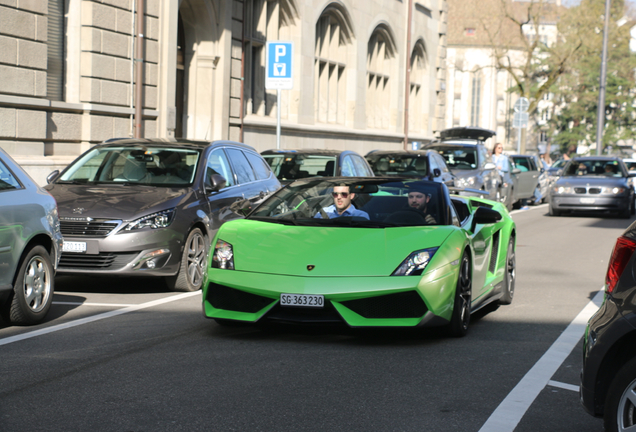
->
<box><xmin>580</xmin><ymin>198</ymin><xmax>596</xmax><ymax>204</ymax></box>
<box><xmin>63</xmin><ymin>241</ymin><xmax>87</xmax><ymax>253</ymax></box>
<box><xmin>280</xmin><ymin>293</ymin><xmax>324</xmax><ymax>308</ymax></box>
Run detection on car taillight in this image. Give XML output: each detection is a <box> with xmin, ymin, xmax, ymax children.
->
<box><xmin>606</xmin><ymin>236</ymin><xmax>636</xmax><ymax>294</ymax></box>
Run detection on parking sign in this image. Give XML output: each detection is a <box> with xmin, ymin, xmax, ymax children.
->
<box><xmin>266</xmin><ymin>41</ymin><xmax>293</xmax><ymax>90</ymax></box>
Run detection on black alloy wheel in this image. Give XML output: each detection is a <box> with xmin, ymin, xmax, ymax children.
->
<box><xmin>498</xmin><ymin>238</ymin><xmax>515</xmax><ymax>305</ymax></box>
<box><xmin>447</xmin><ymin>252</ymin><xmax>472</xmax><ymax>337</ymax></box>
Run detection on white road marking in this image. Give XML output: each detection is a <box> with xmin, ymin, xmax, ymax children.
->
<box><xmin>0</xmin><ymin>291</ymin><xmax>200</xmax><ymax>347</ymax></box>
<box><xmin>547</xmin><ymin>380</ymin><xmax>580</xmax><ymax>392</ymax></box>
<box><xmin>53</xmin><ymin>301</ymin><xmax>136</xmax><ymax>307</ymax></box>
<box><xmin>478</xmin><ymin>288</ymin><xmax>605</xmax><ymax>432</ymax></box>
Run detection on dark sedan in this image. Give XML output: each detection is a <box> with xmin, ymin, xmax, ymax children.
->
<box><xmin>261</xmin><ymin>149</ymin><xmax>374</xmax><ymax>184</ymax></box>
<box><xmin>549</xmin><ymin>157</ymin><xmax>635</xmax><ymax>218</ymax></box>
<box><xmin>364</xmin><ymin>149</ymin><xmax>456</xmax><ymax>187</ymax></box>
<box><xmin>44</xmin><ymin>139</ymin><xmax>280</xmax><ymax>291</ymax></box>
<box><xmin>581</xmin><ymin>223</ymin><xmax>636</xmax><ymax>431</ymax></box>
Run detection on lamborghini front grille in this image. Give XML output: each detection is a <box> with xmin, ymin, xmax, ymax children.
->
<box><xmin>208</xmin><ymin>283</ymin><xmax>274</xmax><ymax>313</ymax></box>
<box><xmin>341</xmin><ymin>291</ymin><xmax>427</xmax><ymax>319</ymax></box>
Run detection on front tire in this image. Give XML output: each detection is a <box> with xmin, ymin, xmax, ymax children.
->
<box><xmin>498</xmin><ymin>238</ymin><xmax>515</xmax><ymax>305</ymax></box>
<box><xmin>1</xmin><ymin>245</ymin><xmax>54</xmax><ymax>325</ymax></box>
<box><xmin>604</xmin><ymin>356</ymin><xmax>636</xmax><ymax>432</ymax></box>
<box><xmin>446</xmin><ymin>252</ymin><xmax>472</xmax><ymax>337</ymax></box>
<box><xmin>549</xmin><ymin>204</ymin><xmax>561</xmax><ymax>217</ymax></box>
<box><xmin>165</xmin><ymin>228</ymin><xmax>208</xmax><ymax>292</ymax></box>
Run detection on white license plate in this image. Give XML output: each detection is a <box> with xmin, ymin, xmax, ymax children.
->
<box><xmin>580</xmin><ymin>198</ymin><xmax>596</xmax><ymax>204</ymax></box>
<box><xmin>63</xmin><ymin>241</ymin><xmax>87</xmax><ymax>253</ymax></box>
<box><xmin>280</xmin><ymin>293</ymin><xmax>324</xmax><ymax>308</ymax></box>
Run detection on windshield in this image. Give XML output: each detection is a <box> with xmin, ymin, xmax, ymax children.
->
<box><xmin>367</xmin><ymin>155</ymin><xmax>427</xmax><ymax>176</ymax></box>
<box><xmin>428</xmin><ymin>146</ymin><xmax>477</xmax><ymax>170</ymax></box>
<box><xmin>263</xmin><ymin>154</ymin><xmax>337</xmax><ymax>181</ymax></box>
<box><xmin>58</xmin><ymin>146</ymin><xmax>201</xmax><ymax>186</ymax></box>
<box><xmin>563</xmin><ymin>160</ymin><xmax>624</xmax><ymax>177</ymax></box>
<box><xmin>249</xmin><ymin>178</ymin><xmax>445</xmax><ymax>228</ymax></box>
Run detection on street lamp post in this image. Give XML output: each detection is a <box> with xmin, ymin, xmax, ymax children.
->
<box><xmin>596</xmin><ymin>0</ymin><xmax>611</xmax><ymax>156</ymax></box>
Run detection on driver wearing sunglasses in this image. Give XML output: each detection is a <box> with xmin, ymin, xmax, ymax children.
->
<box><xmin>315</xmin><ymin>184</ymin><xmax>369</xmax><ymax>219</ymax></box>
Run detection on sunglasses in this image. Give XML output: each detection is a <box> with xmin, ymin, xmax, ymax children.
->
<box><xmin>332</xmin><ymin>192</ymin><xmax>350</xmax><ymax>198</ymax></box>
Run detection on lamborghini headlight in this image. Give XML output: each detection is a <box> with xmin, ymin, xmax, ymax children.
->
<box><xmin>123</xmin><ymin>208</ymin><xmax>176</xmax><ymax>231</ymax></box>
<box><xmin>212</xmin><ymin>239</ymin><xmax>234</xmax><ymax>269</ymax></box>
<box><xmin>392</xmin><ymin>247</ymin><xmax>439</xmax><ymax>276</ymax></box>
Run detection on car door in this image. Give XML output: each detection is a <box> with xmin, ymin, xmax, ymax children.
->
<box><xmin>351</xmin><ymin>154</ymin><xmax>374</xmax><ymax>177</ymax></box>
<box><xmin>511</xmin><ymin>156</ymin><xmax>538</xmax><ymax>199</ymax></box>
<box><xmin>0</xmin><ymin>160</ymin><xmax>25</xmax><ymax>289</ymax></box>
<box><xmin>340</xmin><ymin>155</ymin><xmax>356</xmax><ymax>176</ymax></box>
<box><xmin>478</xmin><ymin>145</ymin><xmax>499</xmax><ymax>197</ymax></box>
<box><xmin>204</xmin><ymin>148</ymin><xmax>246</xmax><ymax>232</ymax></box>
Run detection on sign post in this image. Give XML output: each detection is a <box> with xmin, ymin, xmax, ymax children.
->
<box><xmin>265</xmin><ymin>41</ymin><xmax>293</xmax><ymax>149</ymax></box>
<box><xmin>513</xmin><ymin>97</ymin><xmax>529</xmax><ymax>153</ymax></box>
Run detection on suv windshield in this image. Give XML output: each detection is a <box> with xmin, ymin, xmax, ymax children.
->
<box><xmin>428</xmin><ymin>145</ymin><xmax>478</xmax><ymax>170</ymax></box>
<box><xmin>249</xmin><ymin>178</ymin><xmax>444</xmax><ymax>228</ymax></box>
<box><xmin>58</xmin><ymin>146</ymin><xmax>201</xmax><ymax>186</ymax></box>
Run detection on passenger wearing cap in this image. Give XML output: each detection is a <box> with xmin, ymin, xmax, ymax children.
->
<box><xmin>407</xmin><ymin>189</ymin><xmax>437</xmax><ymax>224</ymax></box>
<box><xmin>315</xmin><ymin>184</ymin><xmax>369</xmax><ymax>219</ymax></box>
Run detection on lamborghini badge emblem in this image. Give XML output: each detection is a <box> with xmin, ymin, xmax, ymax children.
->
<box><xmin>307</xmin><ymin>265</ymin><xmax>315</xmax><ymax>271</ymax></box>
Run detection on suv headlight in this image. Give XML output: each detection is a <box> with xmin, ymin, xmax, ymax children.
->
<box><xmin>123</xmin><ymin>208</ymin><xmax>176</xmax><ymax>231</ymax></box>
<box><xmin>212</xmin><ymin>239</ymin><xmax>234</xmax><ymax>269</ymax></box>
<box><xmin>392</xmin><ymin>248</ymin><xmax>439</xmax><ymax>276</ymax></box>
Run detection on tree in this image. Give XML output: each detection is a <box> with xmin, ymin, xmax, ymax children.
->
<box><xmin>549</xmin><ymin>0</ymin><xmax>636</xmax><ymax>155</ymax></box>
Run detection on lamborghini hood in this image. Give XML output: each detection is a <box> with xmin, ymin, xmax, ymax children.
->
<box><xmin>216</xmin><ymin>219</ymin><xmax>455</xmax><ymax>277</ymax></box>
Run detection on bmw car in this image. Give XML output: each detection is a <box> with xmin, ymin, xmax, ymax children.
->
<box><xmin>203</xmin><ymin>177</ymin><xmax>516</xmax><ymax>336</ymax></box>
<box><xmin>549</xmin><ymin>157</ymin><xmax>635</xmax><ymax>217</ymax></box>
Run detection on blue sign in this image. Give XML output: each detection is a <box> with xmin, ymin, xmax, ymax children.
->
<box><xmin>266</xmin><ymin>41</ymin><xmax>293</xmax><ymax>90</ymax></box>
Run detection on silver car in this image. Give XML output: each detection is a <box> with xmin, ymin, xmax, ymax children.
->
<box><xmin>44</xmin><ymin>139</ymin><xmax>280</xmax><ymax>292</ymax></box>
<box><xmin>0</xmin><ymin>147</ymin><xmax>63</xmax><ymax>325</ymax></box>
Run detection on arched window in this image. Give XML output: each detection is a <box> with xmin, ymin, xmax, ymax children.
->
<box><xmin>315</xmin><ymin>6</ymin><xmax>352</xmax><ymax>125</ymax></box>
<box><xmin>408</xmin><ymin>41</ymin><xmax>427</xmax><ymax>133</ymax></box>
<box><xmin>367</xmin><ymin>26</ymin><xmax>396</xmax><ymax>129</ymax></box>
<box><xmin>244</xmin><ymin>0</ymin><xmax>297</xmax><ymax>118</ymax></box>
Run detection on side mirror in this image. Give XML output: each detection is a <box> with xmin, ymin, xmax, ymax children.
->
<box><xmin>205</xmin><ymin>174</ymin><xmax>227</xmax><ymax>193</ymax></box>
<box><xmin>483</xmin><ymin>162</ymin><xmax>496</xmax><ymax>170</ymax></box>
<box><xmin>556</xmin><ymin>169</ymin><xmax>563</xmax><ymax>176</ymax></box>
<box><xmin>432</xmin><ymin>168</ymin><xmax>441</xmax><ymax>178</ymax></box>
<box><xmin>471</xmin><ymin>206</ymin><xmax>502</xmax><ymax>232</ymax></box>
<box><xmin>46</xmin><ymin>170</ymin><xmax>60</xmax><ymax>184</ymax></box>
<box><xmin>629</xmin><ymin>172</ymin><xmax>636</xmax><ymax>178</ymax></box>
<box><xmin>512</xmin><ymin>168</ymin><xmax>521</xmax><ymax>175</ymax></box>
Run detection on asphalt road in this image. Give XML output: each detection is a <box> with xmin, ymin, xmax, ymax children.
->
<box><xmin>1</xmin><ymin>204</ymin><xmax>630</xmax><ymax>432</ymax></box>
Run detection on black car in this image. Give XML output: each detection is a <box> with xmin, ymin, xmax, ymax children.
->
<box><xmin>364</xmin><ymin>149</ymin><xmax>456</xmax><ymax>187</ymax></box>
<box><xmin>44</xmin><ymin>139</ymin><xmax>280</xmax><ymax>292</ymax></box>
<box><xmin>261</xmin><ymin>149</ymin><xmax>374</xmax><ymax>185</ymax></box>
<box><xmin>581</xmin><ymin>224</ymin><xmax>636</xmax><ymax>431</ymax></box>
<box><xmin>549</xmin><ymin>157</ymin><xmax>636</xmax><ymax>218</ymax></box>
<box><xmin>425</xmin><ymin>127</ymin><xmax>502</xmax><ymax>201</ymax></box>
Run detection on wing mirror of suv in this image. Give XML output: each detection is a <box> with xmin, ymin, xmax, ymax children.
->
<box><xmin>471</xmin><ymin>206</ymin><xmax>502</xmax><ymax>232</ymax></box>
<box><xmin>484</xmin><ymin>162</ymin><xmax>496</xmax><ymax>170</ymax></box>
<box><xmin>431</xmin><ymin>168</ymin><xmax>442</xmax><ymax>178</ymax></box>
<box><xmin>46</xmin><ymin>170</ymin><xmax>60</xmax><ymax>184</ymax></box>
<box><xmin>205</xmin><ymin>174</ymin><xmax>227</xmax><ymax>193</ymax></box>
<box><xmin>511</xmin><ymin>168</ymin><xmax>521</xmax><ymax>175</ymax></box>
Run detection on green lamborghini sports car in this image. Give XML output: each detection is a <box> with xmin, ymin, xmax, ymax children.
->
<box><xmin>202</xmin><ymin>177</ymin><xmax>516</xmax><ymax>336</ymax></box>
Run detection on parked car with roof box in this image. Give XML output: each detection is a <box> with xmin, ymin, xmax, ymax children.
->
<box><xmin>0</xmin><ymin>147</ymin><xmax>63</xmax><ymax>325</ymax></box>
<box><xmin>44</xmin><ymin>139</ymin><xmax>280</xmax><ymax>292</ymax></box>
<box><xmin>425</xmin><ymin>127</ymin><xmax>502</xmax><ymax>201</ymax></box>
<box><xmin>261</xmin><ymin>149</ymin><xmax>374</xmax><ymax>185</ymax></box>
<box><xmin>365</xmin><ymin>149</ymin><xmax>456</xmax><ymax>187</ymax></box>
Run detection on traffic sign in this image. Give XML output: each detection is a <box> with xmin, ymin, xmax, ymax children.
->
<box><xmin>514</xmin><ymin>97</ymin><xmax>529</xmax><ymax>113</ymax></box>
<box><xmin>513</xmin><ymin>112</ymin><xmax>529</xmax><ymax>128</ymax></box>
<box><xmin>266</xmin><ymin>41</ymin><xmax>293</xmax><ymax>90</ymax></box>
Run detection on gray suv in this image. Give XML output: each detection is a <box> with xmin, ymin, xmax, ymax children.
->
<box><xmin>45</xmin><ymin>139</ymin><xmax>280</xmax><ymax>292</ymax></box>
<box><xmin>0</xmin><ymin>147</ymin><xmax>63</xmax><ymax>325</ymax></box>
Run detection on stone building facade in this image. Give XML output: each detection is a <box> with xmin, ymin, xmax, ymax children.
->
<box><xmin>444</xmin><ymin>0</ymin><xmax>561</xmax><ymax>152</ymax></box>
<box><xmin>0</xmin><ymin>0</ymin><xmax>448</xmax><ymax>184</ymax></box>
